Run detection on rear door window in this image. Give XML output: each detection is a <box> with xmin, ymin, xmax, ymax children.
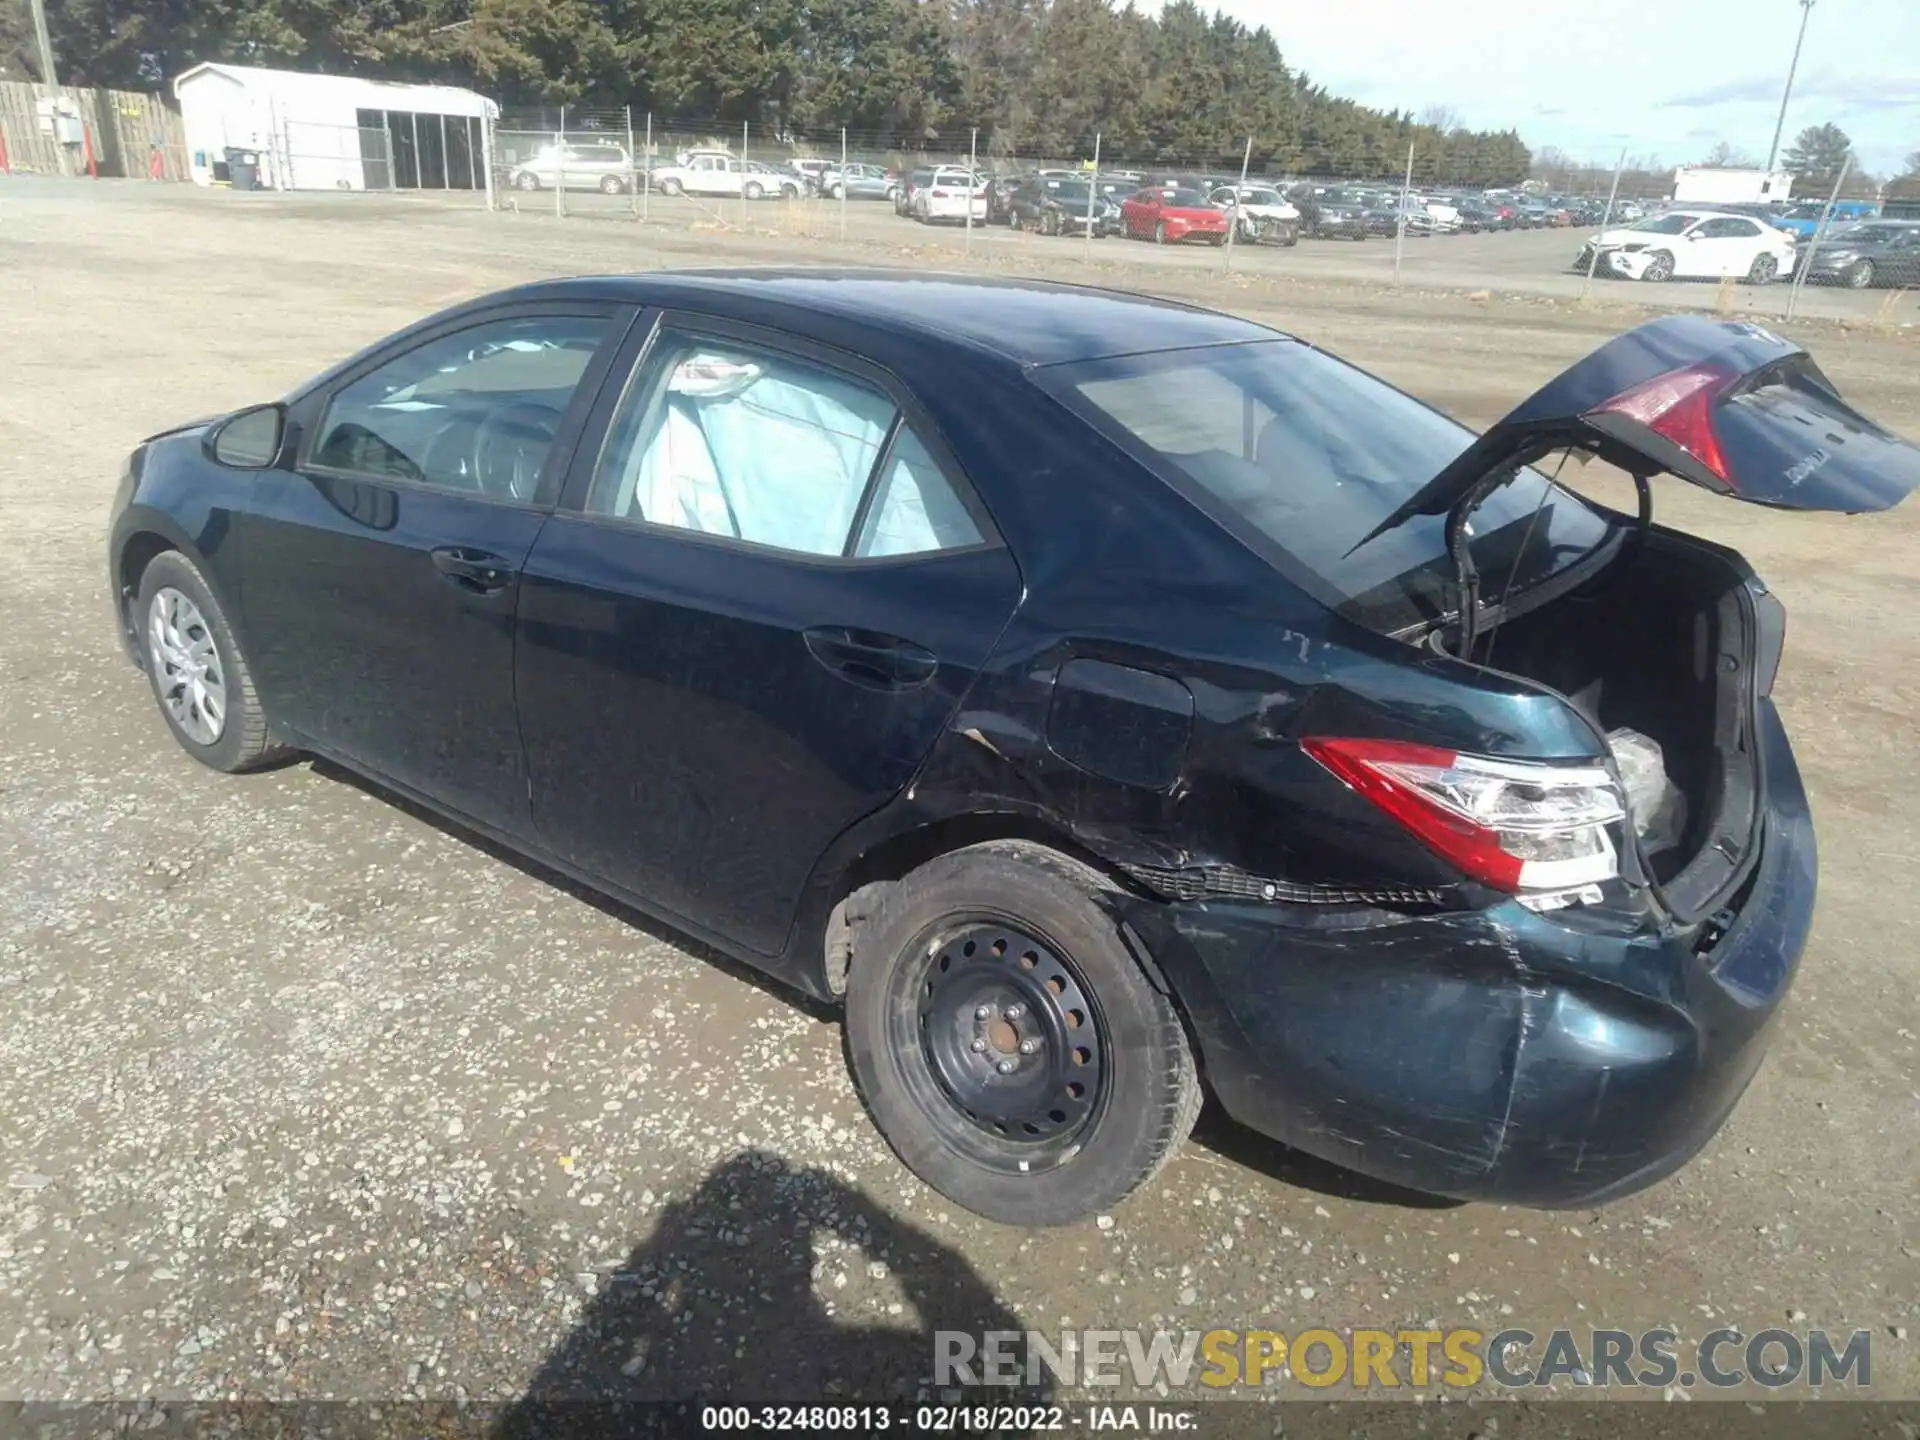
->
<box><xmin>585</xmin><ymin>330</ymin><xmax>986</xmax><ymax>560</ymax></box>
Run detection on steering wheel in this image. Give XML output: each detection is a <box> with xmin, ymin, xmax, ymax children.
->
<box><xmin>472</xmin><ymin>402</ymin><xmax>564</xmax><ymax>501</ymax></box>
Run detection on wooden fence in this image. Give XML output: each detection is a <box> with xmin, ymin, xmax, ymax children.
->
<box><xmin>0</xmin><ymin>82</ymin><xmax>190</xmax><ymax>179</ymax></box>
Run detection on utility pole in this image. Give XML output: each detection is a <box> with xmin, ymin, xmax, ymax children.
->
<box><xmin>28</xmin><ymin>0</ymin><xmax>57</xmax><ymax>90</ymax></box>
<box><xmin>1766</xmin><ymin>0</ymin><xmax>1815</xmax><ymax>172</ymax></box>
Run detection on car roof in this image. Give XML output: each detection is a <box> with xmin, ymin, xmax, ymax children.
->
<box><xmin>494</xmin><ymin>269</ymin><xmax>1283</xmax><ymax>367</ymax></box>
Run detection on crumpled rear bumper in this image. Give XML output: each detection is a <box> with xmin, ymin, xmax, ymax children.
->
<box><xmin>1126</xmin><ymin>703</ymin><xmax>1817</xmax><ymax>1207</ymax></box>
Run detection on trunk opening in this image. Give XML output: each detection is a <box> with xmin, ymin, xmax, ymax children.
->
<box><xmin>1478</xmin><ymin>528</ymin><xmax>1762</xmax><ymax>915</ymax></box>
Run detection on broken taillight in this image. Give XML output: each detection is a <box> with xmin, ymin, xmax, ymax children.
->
<box><xmin>1303</xmin><ymin>737</ymin><xmax>1625</xmax><ymax>893</ymax></box>
<box><xmin>1587</xmin><ymin>362</ymin><xmax>1737</xmax><ymax>486</ymax></box>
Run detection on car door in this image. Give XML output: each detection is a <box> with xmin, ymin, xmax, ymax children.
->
<box><xmin>514</xmin><ymin>315</ymin><xmax>1023</xmax><ymax>957</ymax></box>
<box><xmin>1683</xmin><ymin>217</ymin><xmax>1748</xmax><ymax>276</ymax></box>
<box><xmin>238</xmin><ymin>302</ymin><xmax>634</xmax><ymax>834</ymax></box>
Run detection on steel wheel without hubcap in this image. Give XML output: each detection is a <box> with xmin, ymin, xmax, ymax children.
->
<box><xmin>147</xmin><ymin>587</ymin><xmax>226</xmax><ymax>745</ymax></box>
<box><xmin>909</xmin><ymin>922</ymin><xmax>1105</xmax><ymax>1165</ymax></box>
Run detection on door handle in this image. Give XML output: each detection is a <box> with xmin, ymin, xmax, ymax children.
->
<box><xmin>803</xmin><ymin>626</ymin><xmax>939</xmax><ymax>691</ymax></box>
<box><xmin>431</xmin><ymin>546</ymin><xmax>516</xmax><ymax>594</ymax></box>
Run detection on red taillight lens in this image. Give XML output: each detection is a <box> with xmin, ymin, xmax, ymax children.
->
<box><xmin>931</xmin><ymin>188</ymin><xmax>949</xmax><ymax>198</ymax></box>
<box><xmin>1303</xmin><ymin>737</ymin><xmax>1625</xmax><ymax>894</ymax></box>
<box><xmin>1587</xmin><ymin>362</ymin><xmax>1737</xmax><ymax>486</ymax></box>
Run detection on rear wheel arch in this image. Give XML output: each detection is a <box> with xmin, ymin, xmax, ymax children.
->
<box><xmin>813</xmin><ymin>813</ymin><xmax>1139</xmax><ymax>1000</ymax></box>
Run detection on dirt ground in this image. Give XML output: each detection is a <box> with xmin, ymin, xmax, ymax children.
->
<box><xmin>1</xmin><ymin>179</ymin><xmax>1916</xmax><ymax>1414</ymax></box>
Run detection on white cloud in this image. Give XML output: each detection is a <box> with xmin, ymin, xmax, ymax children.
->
<box><xmin>1204</xmin><ymin>0</ymin><xmax>1920</xmax><ymax>173</ymax></box>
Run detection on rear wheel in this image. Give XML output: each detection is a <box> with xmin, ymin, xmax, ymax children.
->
<box><xmin>1154</xmin><ymin>220</ymin><xmax>1168</xmax><ymax>245</ymax></box>
<box><xmin>1642</xmin><ymin>250</ymin><xmax>1675</xmax><ymax>282</ymax></box>
<box><xmin>1746</xmin><ymin>252</ymin><xmax>1779</xmax><ymax>284</ymax></box>
<box><xmin>1846</xmin><ymin>259</ymin><xmax>1875</xmax><ymax>289</ymax></box>
<box><xmin>513</xmin><ymin>171</ymin><xmax>540</xmax><ymax>191</ymax></box>
<box><xmin>1041</xmin><ymin>209</ymin><xmax>1059</xmax><ymax>237</ymax></box>
<box><xmin>135</xmin><ymin>550</ymin><xmax>290</xmax><ymax>774</ymax></box>
<box><xmin>598</xmin><ymin>174</ymin><xmax>624</xmax><ymax>195</ymax></box>
<box><xmin>744</xmin><ymin>180</ymin><xmax>765</xmax><ymax>201</ymax></box>
<box><xmin>845</xmin><ymin>842</ymin><xmax>1200</xmax><ymax>1226</ymax></box>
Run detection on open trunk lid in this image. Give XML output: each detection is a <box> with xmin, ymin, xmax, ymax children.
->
<box><xmin>1361</xmin><ymin>314</ymin><xmax>1920</xmax><ymax>544</ymax></box>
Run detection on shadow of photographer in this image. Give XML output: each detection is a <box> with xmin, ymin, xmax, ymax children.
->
<box><xmin>495</xmin><ymin>1148</ymin><xmax>1046</xmax><ymax>1436</ymax></box>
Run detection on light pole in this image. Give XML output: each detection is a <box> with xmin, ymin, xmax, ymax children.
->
<box><xmin>1765</xmin><ymin>0</ymin><xmax>1815</xmax><ymax>172</ymax></box>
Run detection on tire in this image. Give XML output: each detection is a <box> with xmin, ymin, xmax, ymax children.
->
<box><xmin>1746</xmin><ymin>253</ymin><xmax>1779</xmax><ymax>285</ymax></box>
<box><xmin>1008</xmin><ymin>209</ymin><xmax>1022</xmax><ymax>230</ymax></box>
<box><xmin>598</xmin><ymin>174</ymin><xmax>624</xmax><ymax>195</ymax></box>
<box><xmin>744</xmin><ymin>180</ymin><xmax>765</xmax><ymax>201</ymax></box>
<box><xmin>134</xmin><ymin>549</ymin><xmax>291</xmax><ymax>774</ymax></box>
<box><xmin>658</xmin><ymin>177</ymin><xmax>683</xmax><ymax>196</ymax></box>
<box><xmin>831</xmin><ymin>182</ymin><xmax>845</xmax><ymax>200</ymax></box>
<box><xmin>1041</xmin><ymin>210</ymin><xmax>1059</xmax><ymax>237</ymax></box>
<box><xmin>844</xmin><ymin>841</ymin><xmax>1200</xmax><ymax>1226</ymax></box>
<box><xmin>1642</xmin><ymin>251</ymin><xmax>1675</xmax><ymax>282</ymax></box>
<box><xmin>1846</xmin><ymin>259</ymin><xmax>1875</xmax><ymax>289</ymax></box>
<box><xmin>513</xmin><ymin>171</ymin><xmax>540</xmax><ymax>191</ymax></box>
<box><xmin>1207</xmin><ymin>233</ymin><xmax>1225</xmax><ymax>247</ymax></box>
<box><xmin>1154</xmin><ymin>220</ymin><xmax>1168</xmax><ymax>245</ymax></box>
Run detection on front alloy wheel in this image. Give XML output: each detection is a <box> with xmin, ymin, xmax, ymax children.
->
<box><xmin>148</xmin><ymin>588</ymin><xmax>226</xmax><ymax>746</ymax></box>
<box><xmin>1846</xmin><ymin>259</ymin><xmax>1875</xmax><ymax>289</ymax></box>
<box><xmin>1642</xmin><ymin>251</ymin><xmax>1675</xmax><ymax>282</ymax></box>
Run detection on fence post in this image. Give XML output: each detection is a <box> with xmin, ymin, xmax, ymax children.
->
<box><xmin>965</xmin><ymin>127</ymin><xmax>978</xmax><ymax>255</ymax></box>
<box><xmin>555</xmin><ymin>106</ymin><xmax>565</xmax><ymax>218</ymax></box>
<box><xmin>1787</xmin><ymin>157</ymin><xmax>1851</xmax><ymax>322</ymax></box>
<box><xmin>1580</xmin><ymin>148</ymin><xmax>1627</xmax><ymax>302</ymax></box>
<box><xmin>1224</xmin><ymin>135</ymin><xmax>1252</xmax><ymax>272</ymax></box>
<box><xmin>643</xmin><ymin>113</ymin><xmax>652</xmax><ymax>222</ymax></box>
<box><xmin>741</xmin><ymin>119</ymin><xmax>750</xmax><ymax>230</ymax></box>
<box><xmin>481</xmin><ymin>108</ymin><xmax>496</xmax><ymax>210</ymax></box>
<box><xmin>1083</xmin><ymin>131</ymin><xmax>1102</xmax><ymax>264</ymax></box>
<box><xmin>625</xmin><ymin>105</ymin><xmax>637</xmax><ymax>216</ymax></box>
<box><xmin>838</xmin><ymin>127</ymin><xmax>849</xmax><ymax>243</ymax></box>
<box><xmin>382</xmin><ymin>112</ymin><xmax>397</xmax><ymax>191</ymax></box>
<box><xmin>1394</xmin><ymin>141</ymin><xmax>1414</xmax><ymax>286</ymax></box>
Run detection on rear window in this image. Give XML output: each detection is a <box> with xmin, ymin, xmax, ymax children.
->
<box><xmin>1039</xmin><ymin>341</ymin><xmax>1612</xmax><ymax>632</ymax></box>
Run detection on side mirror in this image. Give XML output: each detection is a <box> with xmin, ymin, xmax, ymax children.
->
<box><xmin>206</xmin><ymin>403</ymin><xmax>286</xmax><ymax>469</ymax></box>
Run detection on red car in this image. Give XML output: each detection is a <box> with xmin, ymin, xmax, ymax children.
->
<box><xmin>1119</xmin><ymin>186</ymin><xmax>1230</xmax><ymax>245</ymax></box>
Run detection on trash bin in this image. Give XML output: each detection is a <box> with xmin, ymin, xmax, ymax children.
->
<box><xmin>225</xmin><ymin>147</ymin><xmax>261</xmax><ymax>191</ymax></box>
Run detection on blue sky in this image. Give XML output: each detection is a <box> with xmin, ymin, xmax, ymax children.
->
<box><xmin>1209</xmin><ymin>0</ymin><xmax>1919</xmax><ymax>177</ymax></box>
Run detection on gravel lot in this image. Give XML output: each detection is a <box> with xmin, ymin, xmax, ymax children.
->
<box><xmin>2</xmin><ymin>179</ymin><xmax>1917</xmax><ymax>1412</ymax></box>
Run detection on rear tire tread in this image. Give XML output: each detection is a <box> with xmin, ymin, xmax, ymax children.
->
<box><xmin>845</xmin><ymin>839</ymin><xmax>1199</xmax><ymax>1226</ymax></box>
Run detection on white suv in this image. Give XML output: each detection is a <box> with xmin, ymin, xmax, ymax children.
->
<box><xmin>912</xmin><ymin>167</ymin><xmax>987</xmax><ymax>223</ymax></box>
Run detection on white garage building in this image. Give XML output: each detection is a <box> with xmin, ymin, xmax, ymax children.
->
<box><xmin>172</xmin><ymin>63</ymin><xmax>496</xmax><ymax>193</ymax></box>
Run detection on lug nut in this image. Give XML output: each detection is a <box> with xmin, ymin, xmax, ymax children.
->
<box><xmin>995</xmin><ymin>1059</ymin><xmax>1016</xmax><ymax>1074</ymax></box>
<box><xmin>970</xmin><ymin>1038</ymin><xmax>988</xmax><ymax>1053</ymax></box>
<box><xmin>1018</xmin><ymin>1039</ymin><xmax>1038</xmax><ymax>1055</ymax></box>
<box><xmin>974</xmin><ymin>1004</ymin><xmax>992</xmax><ymax>1020</ymax></box>
<box><xmin>1004</xmin><ymin>1004</ymin><xmax>1026</xmax><ymax>1021</ymax></box>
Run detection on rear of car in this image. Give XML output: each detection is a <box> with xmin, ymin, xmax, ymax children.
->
<box><xmin>917</xmin><ymin>168</ymin><xmax>988</xmax><ymax>222</ymax></box>
<box><xmin>1028</xmin><ymin>314</ymin><xmax>1920</xmax><ymax>1205</ymax></box>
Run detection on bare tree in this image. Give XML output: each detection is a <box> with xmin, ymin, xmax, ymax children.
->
<box><xmin>1420</xmin><ymin>104</ymin><xmax>1463</xmax><ymax>134</ymax></box>
<box><xmin>1701</xmin><ymin>140</ymin><xmax>1759</xmax><ymax>168</ymax></box>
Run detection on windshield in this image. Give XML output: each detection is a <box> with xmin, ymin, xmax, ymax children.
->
<box><xmin>1039</xmin><ymin>341</ymin><xmax>1612</xmax><ymax>631</ymax></box>
<box><xmin>1050</xmin><ymin>182</ymin><xmax>1094</xmax><ymax>203</ymax></box>
<box><xmin>1831</xmin><ymin>224</ymin><xmax>1904</xmax><ymax>246</ymax></box>
<box><xmin>1243</xmin><ymin>189</ymin><xmax>1283</xmax><ymax>205</ymax></box>
<box><xmin>1630</xmin><ymin>213</ymin><xmax>1696</xmax><ymax>234</ymax></box>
